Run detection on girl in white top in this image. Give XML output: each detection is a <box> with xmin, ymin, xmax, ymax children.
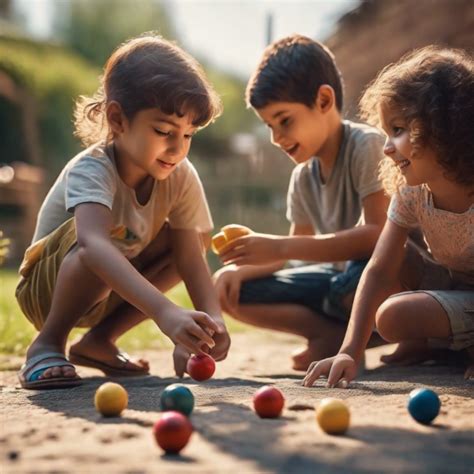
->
<box><xmin>304</xmin><ymin>46</ymin><xmax>474</xmax><ymax>386</ymax></box>
<box><xmin>16</xmin><ymin>34</ymin><xmax>230</xmax><ymax>389</ymax></box>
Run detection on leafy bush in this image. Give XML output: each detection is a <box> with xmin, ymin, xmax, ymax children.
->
<box><xmin>0</xmin><ymin>35</ymin><xmax>99</xmax><ymax>178</ymax></box>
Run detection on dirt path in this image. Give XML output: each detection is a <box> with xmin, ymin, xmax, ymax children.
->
<box><xmin>0</xmin><ymin>331</ymin><xmax>473</xmax><ymax>473</ymax></box>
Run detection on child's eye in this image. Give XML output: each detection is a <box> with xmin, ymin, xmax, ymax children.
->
<box><xmin>280</xmin><ymin>117</ymin><xmax>291</xmax><ymax>127</ymax></box>
<box><xmin>392</xmin><ymin>126</ymin><xmax>404</xmax><ymax>136</ymax></box>
<box><xmin>184</xmin><ymin>133</ymin><xmax>195</xmax><ymax>140</ymax></box>
<box><xmin>154</xmin><ymin>128</ymin><xmax>170</xmax><ymax>136</ymax></box>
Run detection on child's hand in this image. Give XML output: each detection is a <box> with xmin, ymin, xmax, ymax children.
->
<box><xmin>213</xmin><ymin>265</ymin><xmax>242</xmax><ymax>313</ymax></box>
<box><xmin>173</xmin><ymin>344</ymin><xmax>191</xmax><ymax>378</ymax></box>
<box><xmin>157</xmin><ymin>306</ymin><xmax>221</xmax><ymax>356</ymax></box>
<box><xmin>303</xmin><ymin>354</ymin><xmax>358</xmax><ymax>388</ymax></box>
<box><xmin>206</xmin><ymin>320</ymin><xmax>231</xmax><ymax>362</ymax></box>
<box><xmin>219</xmin><ymin>234</ymin><xmax>284</xmax><ymax>266</ymax></box>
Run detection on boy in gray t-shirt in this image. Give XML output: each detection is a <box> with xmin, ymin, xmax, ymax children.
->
<box><xmin>213</xmin><ymin>35</ymin><xmax>388</xmax><ymax>371</ymax></box>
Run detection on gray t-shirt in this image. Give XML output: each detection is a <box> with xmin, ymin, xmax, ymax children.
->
<box><xmin>286</xmin><ymin>120</ymin><xmax>385</xmax><ymax>261</ymax></box>
<box><xmin>32</xmin><ymin>143</ymin><xmax>213</xmax><ymax>259</ymax></box>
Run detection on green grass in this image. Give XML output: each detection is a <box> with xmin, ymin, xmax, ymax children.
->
<box><xmin>0</xmin><ymin>269</ymin><xmax>249</xmax><ymax>356</ymax></box>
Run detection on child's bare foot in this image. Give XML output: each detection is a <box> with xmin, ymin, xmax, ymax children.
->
<box><xmin>380</xmin><ymin>340</ymin><xmax>434</xmax><ymax>366</ymax></box>
<box><xmin>292</xmin><ymin>337</ymin><xmax>339</xmax><ymax>371</ymax></box>
<box><xmin>70</xmin><ymin>334</ymin><xmax>149</xmax><ymax>375</ymax></box>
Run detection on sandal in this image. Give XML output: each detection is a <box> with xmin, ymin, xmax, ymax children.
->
<box><xmin>68</xmin><ymin>351</ymin><xmax>149</xmax><ymax>377</ymax></box>
<box><xmin>18</xmin><ymin>352</ymin><xmax>82</xmax><ymax>390</ymax></box>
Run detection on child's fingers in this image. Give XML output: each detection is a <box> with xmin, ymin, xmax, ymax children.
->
<box><xmin>302</xmin><ymin>360</ymin><xmax>327</xmax><ymax>387</ymax></box>
<box><xmin>327</xmin><ymin>360</ymin><xmax>354</xmax><ymax>388</ymax></box>
<box><xmin>177</xmin><ymin>335</ymin><xmax>208</xmax><ymax>356</ymax></box>
<box><xmin>188</xmin><ymin>321</ymin><xmax>216</xmax><ymax>348</ymax></box>
<box><xmin>193</xmin><ymin>312</ymin><xmax>220</xmax><ymax>333</ymax></box>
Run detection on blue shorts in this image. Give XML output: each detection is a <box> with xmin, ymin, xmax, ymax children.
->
<box><xmin>239</xmin><ymin>260</ymin><xmax>368</xmax><ymax>321</ymax></box>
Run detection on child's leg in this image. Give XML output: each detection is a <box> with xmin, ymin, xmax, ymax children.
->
<box><xmin>376</xmin><ymin>291</ymin><xmax>452</xmax><ymax>365</ymax></box>
<box><xmin>70</xmin><ymin>251</ymin><xmax>180</xmax><ymax>371</ymax></box>
<box><xmin>227</xmin><ymin>301</ymin><xmax>346</xmax><ymax>370</ymax></box>
<box><xmin>27</xmin><ymin>247</ymin><xmax>112</xmax><ymax>380</ymax></box>
<box><xmin>70</xmin><ymin>224</ymin><xmax>182</xmax><ymax>371</ymax></box>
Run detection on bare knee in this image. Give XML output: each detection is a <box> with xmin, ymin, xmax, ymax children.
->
<box><xmin>375</xmin><ymin>297</ymin><xmax>406</xmax><ymax>343</ymax></box>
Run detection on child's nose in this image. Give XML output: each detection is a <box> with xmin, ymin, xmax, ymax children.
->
<box><xmin>167</xmin><ymin>136</ymin><xmax>187</xmax><ymax>157</ymax></box>
<box><xmin>383</xmin><ymin>139</ymin><xmax>395</xmax><ymax>156</ymax></box>
<box><xmin>270</xmin><ymin>129</ymin><xmax>282</xmax><ymax>147</ymax></box>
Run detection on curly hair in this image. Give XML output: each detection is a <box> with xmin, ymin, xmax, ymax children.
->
<box><xmin>246</xmin><ymin>34</ymin><xmax>344</xmax><ymax>112</ymax></box>
<box><xmin>359</xmin><ymin>46</ymin><xmax>474</xmax><ymax>195</ymax></box>
<box><xmin>74</xmin><ymin>33</ymin><xmax>222</xmax><ymax>147</ymax></box>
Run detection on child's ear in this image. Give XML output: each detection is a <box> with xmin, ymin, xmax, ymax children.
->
<box><xmin>315</xmin><ymin>85</ymin><xmax>335</xmax><ymax>113</ymax></box>
<box><xmin>106</xmin><ymin>101</ymin><xmax>126</xmax><ymax>135</ymax></box>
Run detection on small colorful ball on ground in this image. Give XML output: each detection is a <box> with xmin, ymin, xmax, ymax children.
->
<box><xmin>153</xmin><ymin>411</ymin><xmax>193</xmax><ymax>454</ymax></box>
<box><xmin>160</xmin><ymin>384</ymin><xmax>194</xmax><ymax>416</ymax></box>
<box><xmin>253</xmin><ymin>385</ymin><xmax>285</xmax><ymax>418</ymax></box>
<box><xmin>407</xmin><ymin>388</ymin><xmax>441</xmax><ymax>425</ymax></box>
<box><xmin>94</xmin><ymin>382</ymin><xmax>128</xmax><ymax>417</ymax></box>
<box><xmin>315</xmin><ymin>398</ymin><xmax>350</xmax><ymax>435</ymax></box>
<box><xmin>186</xmin><ymin>354</ymin><xmax>216</xmax><ymax>381</ymax></box>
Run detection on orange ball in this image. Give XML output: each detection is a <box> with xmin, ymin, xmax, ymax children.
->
<box><xmin>221</xmin><ymin>224</ymin><xmax>252</xmax><ymax>242</ymax></box>
<box><xmin>211</xmin><ymin>232</ymin><xmax>227</xmax><ymax>255</ymax></box>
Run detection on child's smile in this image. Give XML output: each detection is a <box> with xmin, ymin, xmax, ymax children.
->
<box><xmin>255</xmin><ymin>101</ymin><xmax>328</xmax><ymax>164</ymax></box>
<box><xmin>156</xmin><ymin>159</ymin><xmax>177</xmax><ymax>170</ymax></box>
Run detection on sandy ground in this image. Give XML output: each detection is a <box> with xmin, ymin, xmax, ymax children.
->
<box><xmin>0</xmin><ymin>330</ymin><xmax>473</xmax><ymax>474</ymax></box>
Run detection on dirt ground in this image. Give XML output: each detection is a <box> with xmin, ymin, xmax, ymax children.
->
<box><xmin>0</xmin><ymin>330</ymin><xmax>473</xmax><ymax>474</ymax></box>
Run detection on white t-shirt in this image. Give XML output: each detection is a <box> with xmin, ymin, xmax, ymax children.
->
<box><xmin>286</xmin><ymin>120</ymin><xmax>385</xmax><ymax>266</ymax></box>
<box><xmin>388</xmin><ymin>184</ymin><xmax>474</xmax><ymax>285</ymax></box>
<box><xmin>32</xmin><ymin>143</ymin><xmax>213</xmax><ymax>259</ymax></box>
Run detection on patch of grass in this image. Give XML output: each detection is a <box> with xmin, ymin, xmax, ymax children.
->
<box><xmin>0</xmin><ymin>269</ymin><xmax>249</xmax><ymax>356</ymax></box>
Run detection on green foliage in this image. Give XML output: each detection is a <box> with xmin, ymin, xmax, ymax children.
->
<box><xmin>0</xmin><ymin>230</ymin><xmax>10</xmax><ymax>266</ymax></box>
<box><xmin>0</xmin><ymin>35</ymin><xmax>99</xmax><ymax>176</ymax></box>
<box><xmin>53</xmin><ymin>0</ymin><xmax>175</xmax><ymax>67</ymax></box>
<box><xmin>193</xmin><ymin>69</ymin><xmax>259</xmax><ymax>158</ymax></box>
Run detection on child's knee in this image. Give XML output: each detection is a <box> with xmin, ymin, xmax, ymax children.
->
<box><xmin>375</xmin><ymin>297</ymin><xmax>404</xmax><ymax>342</ymax></box>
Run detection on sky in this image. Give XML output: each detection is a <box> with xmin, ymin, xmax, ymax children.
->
<box><xmin>13</xmin><ymin>0</ymin><xmax>359</xmax><ymax>79</ymax></box>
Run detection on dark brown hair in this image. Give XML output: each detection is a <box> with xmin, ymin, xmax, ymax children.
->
<box><xmin>360</xmin><ymin>46</ymin><xmax>474</xmax><ymax>194</ymax></box>
<box><xmin>246</xmin><ymin>34</ymin><xmax>344</xmax><ymax>111</ymax></box>
<box><xmin>74</xmin><ymin>33</ymin><xmax>222</xmax><ymax>146</ymax></box>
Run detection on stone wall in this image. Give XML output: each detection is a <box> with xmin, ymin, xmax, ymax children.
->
<box><xmin>326</xmin><ymin>0</ymin><xmax>474</xmax><ymax>117</ymax></box>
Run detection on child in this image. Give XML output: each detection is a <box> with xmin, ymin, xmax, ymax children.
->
<box><xmin>16</xmin><ymin>34</ymin><xmax>230</xmax><ymax>389</ymax></box>
<box><xmin>304</xmin><ymin>46</ymin><xmax>474</xmax><ymax>387</ymax></box>
<box><xmin>213</xmin><ymin>35</ymin><xmax>388</xmax><ymax>370</ymax></box>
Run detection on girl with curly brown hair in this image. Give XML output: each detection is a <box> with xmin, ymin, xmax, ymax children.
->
<box><xmin>304</xmin><ymin>46</ymin><xmax>474</xmax><ymax>387</ymax></box>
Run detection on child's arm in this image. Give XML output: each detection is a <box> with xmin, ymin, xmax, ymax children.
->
<box><xmin>214</xmin><ymin>223</ymin><xmax>314</xmax><ymax>312</ymax></box>
<box><xmin>220</xmin><ymin>191</ymin><xmax>388</xmax><ymax>266</ymax></box>
<box><xmin>170</xmin><ymin>227</ymin><xmax>231</xmax><ymax>374</ymax></box>
<box><xmin>74</xmin><ymin>203</ymin><xmax>219</xmax><ymax>354</ymax></box>
<box><xmin>303</xmin><ymin>219</ymin><xmax>409</xmax><ymax>387</ymax></box>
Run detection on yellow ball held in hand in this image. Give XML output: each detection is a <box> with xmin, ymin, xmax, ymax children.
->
<box><xmin>211</xmin><ymin>232</ymin><xmax>227</xmax><ymax>255</ymax></box>
<box><xmin>94</xmin><ymin>382</ymin><xmax>128</xmax><ymax>417</ymax></box>
<box><xmin>315</xmin><ymin>398</ymin><xmax>350</xmax><ymax>435</ymax></box>
<box><xmin>211</xmin><ymin>224</ymin><xmax>252</xmax><ymax>255</ymax></box>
